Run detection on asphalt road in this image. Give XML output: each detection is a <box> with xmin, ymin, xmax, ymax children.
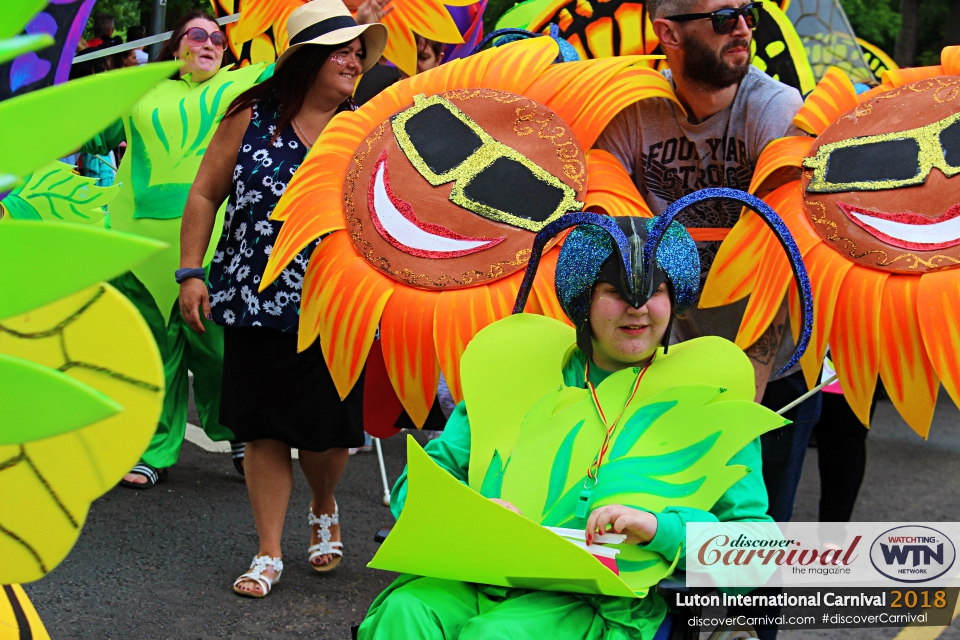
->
<box><xmin>22</xmin><ymin>394</ymin><xmax>960</xmax><ymax>639</ymax></box>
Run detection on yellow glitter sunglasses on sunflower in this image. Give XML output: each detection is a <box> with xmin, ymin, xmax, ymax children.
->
<box><xmin>391</xmin><ymin>94</ymin><xmax>584</xmax><ymax>232</ymax></box>
<box><xmin>804</xmin><ymin>110</ymin><xmax>960</xmax><ymax>193</ymax></box>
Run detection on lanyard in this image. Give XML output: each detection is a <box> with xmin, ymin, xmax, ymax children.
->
<box><xmin>574</xmin><ymin>356</ymin><xmax>654</xmax><ymax>519</ymax></box>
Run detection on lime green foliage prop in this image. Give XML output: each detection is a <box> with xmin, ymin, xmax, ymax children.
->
<box><xmin>0</xmin><ymin>283</ymin><xmax>165</xmax><ymax>584</ymax></box>
<box><xmin>370</xmin><ymin>314</ymin><xmax>787</xmax><ymax>594</ymax></box>
<box><xmin>499</xmin><ymin>382</ymin><xmax>783</xmax><ymax>591</ymax></box>
<box><xmin>0</xmin><ymin>34</ymin><xmax>53</xmax><ymax>66</ymax></box>
<box><xmin>108</xmin><ymin>64</ymin><xmax>264</xmax><ymax>322</ymax></box>
<box><xmin>0</xmin><ymin>0</ymin><xmax>53</xmax><ymax>65</ymax></box>
<box><xmin>494</xmin><ymin>0</ymin><xmax>551</xmax><ymax>30</ymax></box>
<box><xmin>0</xmin><ymin>62</ymin><xmax>180</xmax><ymax>183</ymax></box>
<box><xmin>2</xmin><ymin>161</ymin><xmax>118</xmax><ymax>225</ymax></box>
<box><xmin>0</xmin><ymin>354</ymin><xmax>121</xmax><ymax>446</ymax></box>
<box><xmin>370</xmin><ymin>436</ymin><xmax>639</xmax><ymax>598</ymax></box>
<box><xmin>0</xmin><ymin>220</ymin><xmax>166</xmax><ymax>320</ymax></box>
<box><xmin>0</xmin><ymin>4</ymin><xmax>167</xmax><ymax>585</ymax></box>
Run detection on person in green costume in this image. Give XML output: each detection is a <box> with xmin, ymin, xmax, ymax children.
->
<box><xmin>359</xmin><ymin>191</ymin><xmax>815</xmax><ymax>639</ymax></box>
<box><xmin>81</xmin><ymin>11</ymin><xmax>268</xmax><ymax>487</ymax></box>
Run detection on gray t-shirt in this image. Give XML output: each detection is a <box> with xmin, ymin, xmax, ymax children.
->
<box><xmin>595</xmin><ymin>66</ymin><xmax>805</xmax><ymax>373</ymax></box>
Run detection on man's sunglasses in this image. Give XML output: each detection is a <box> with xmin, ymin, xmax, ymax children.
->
<box><xmin>183</xmin><ymin>26</ymin><xmax>226</xmax><ymax>49</ymax></box>
<box><xmin>666</xmin><ymin>2</ymin><xmax>763</xmax><ymax>34</ymax></box>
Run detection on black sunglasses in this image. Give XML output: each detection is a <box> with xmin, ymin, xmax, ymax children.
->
<box><xmin>666</xmin><ymin>2</ymin><xmax>763</xmax><ymax>34</ymax></box>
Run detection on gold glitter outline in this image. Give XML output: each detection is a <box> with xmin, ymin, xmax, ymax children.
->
<box><xmin>804</xmin><ymin>110</ymin><xmax>960</xmax><ymax>193</ymax></box>
<box><xmin>390</xmin><ymin>93</ymin><xmax>584</xmax><ymax>233</ymax></box>
<box><xmin>343</xmin><ymin>121</ymin><xmax>534</xmax><ymax>288</ymax></box>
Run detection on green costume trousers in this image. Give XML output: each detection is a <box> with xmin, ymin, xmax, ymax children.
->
<box><xmin>358</xmin><ymin>574</ymin><xmax>666</xmax><ymax>640</ymax></box>
<box><xmin>112</xmin><ymin>272</ymin><xmax>233</xmax><ymax>468</ymax></box>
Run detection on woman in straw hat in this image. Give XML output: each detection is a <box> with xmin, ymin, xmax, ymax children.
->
<box><xmin>177</xmin><ymin>0</ymin><xmax>387</xmax><ymax>598</ymax></box>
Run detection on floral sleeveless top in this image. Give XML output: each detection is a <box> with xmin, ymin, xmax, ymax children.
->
<box><xmin>209</xmin><ymin>101</ymin><xmax>318</xmax><ymax>332</ymax></box>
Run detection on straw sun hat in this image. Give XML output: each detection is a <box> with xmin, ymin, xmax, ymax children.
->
<box><xmin>275</xmin><ymin>0</ymin><xmax>388</xmax><ymax>73</ymax></box>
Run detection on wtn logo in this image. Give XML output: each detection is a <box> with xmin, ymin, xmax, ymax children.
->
<box><xmin>880</xmin><ymin>542</ymin><xmax>944</xmax><ymax>568</ymax></box>
<box><xmin>871</xmin><ymin>527</ymin><xmax>956</xmax><ymax>583</ymax></box>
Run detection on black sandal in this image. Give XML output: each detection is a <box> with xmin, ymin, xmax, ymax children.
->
<box><xmin>119</xmin><ymin>462</ymin><xmax>167</xmax><ymax>490</ymax></box>
<box><xmin>230</xmin><ymin>441</ymin><xmax>245</xmax><ymax>476</ymax></box>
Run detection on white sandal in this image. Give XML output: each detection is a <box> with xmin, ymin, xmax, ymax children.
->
<box><xmin>308</xmin><ymin>504</ymin><xmax>343</xmax><ymax>572</ymax></box>
<box><xmin>233</xmin><ymin>555</ymin><xmax>283</xmax><ymax>598</ymax></box>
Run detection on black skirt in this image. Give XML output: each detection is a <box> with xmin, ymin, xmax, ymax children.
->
<box><xmin>220</xmin><ymin>326</ymin><xmax>364</xmax><ymax>451</ymax></box>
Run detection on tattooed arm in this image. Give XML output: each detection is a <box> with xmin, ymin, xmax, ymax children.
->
<box><xmin>746</xmin><ymin>300</ymin><xmax>788</xmax><ymax>402</ymax></box>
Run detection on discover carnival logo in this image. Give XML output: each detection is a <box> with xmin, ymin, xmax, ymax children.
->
<box><xmin>869</xmin><ymin>526</ymin><xmax>956</xmax><ymax>583</ymax></box>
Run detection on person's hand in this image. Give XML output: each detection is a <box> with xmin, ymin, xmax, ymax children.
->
<box><xmin>355</xmin><ymin>0</ymin><xmax>391</xmax><ymax>24</ymax></box>
<box><xmin>489</xmin><ymin>498</ymin><xmax>522</xmax><ymax>516</ymax></box>
<box><xmin>586</xmin><ymin>504</ymin><xmax>658</xmax><ymax>545</ymax></box>
<box><xmin>179</xmin><ymin>278</ymin><xmax>211</xmax><ymax>334</ymax></box>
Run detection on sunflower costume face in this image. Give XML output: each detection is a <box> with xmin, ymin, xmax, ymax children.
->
<box><xmin>260</xmin><ymin>38</ymin><xmax>678</xmax><ymax>424</ymax></box>
<box><xmin>700</xmin><ymin>47</ymin><xmax>960</xmax><ymax>437</ymax></box>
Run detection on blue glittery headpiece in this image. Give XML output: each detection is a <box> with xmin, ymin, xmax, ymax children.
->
<box><xmin>471</xmin><ymin>25</ymin><xmax>581</xmax><ymax>63</ymax></box>
<box><xmin>513</xmin><ymin>188</ymin><xmax>814</xmax><ymax>377</ymax></box>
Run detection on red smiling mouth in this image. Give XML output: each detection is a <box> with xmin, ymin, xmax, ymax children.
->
<box><xmin>367</xmin><ymin>151</ymin><xmax>505</xmax><ymax>259</ymax></box>
<box><xmin>837</xmin><ymin>202</ymin><xmax>960</xmax><ymax>251</ymax></box>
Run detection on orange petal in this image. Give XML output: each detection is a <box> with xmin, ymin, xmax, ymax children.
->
<box><xmin>798</xmin><ymin>243</ymin><xmax>853</xmax><ymax>390</ymax></box>
<box><xmin>301</xmin><ymin>234</ymin><xmax>395</xmax><ymax>398</ymax></box>
<box><xmin>480</xmin><ymin>38</ymin><xmax>559</xmax><ymax>95</ymax></box>
<box><xmin>583</xmin><ymin>149</ymin><xmax>651</xmax><ymax>217</ymax></box>
<box><xmin>942</xmin><ymin>46</ymin><xmax>960</xmax><ymax>74</ymax></box>
<box><xmin>434</xmin><ymin>285</ymin><xmax>497</xmax><ymax>402</ymax></box>
<box><xmin>528</xmin><ymin>58</ymin><xmax>679</xmax><ymax>148</ymax></box>
<box><xmin>829</xmin><ymin>266</ymin><xmax>889</xmax><ymax>426</ymax></box>
<box><xmin>881</xmin><ymin>65</ymin><xmax>943</xmax><ymax>88</ymax></box>
<box><xmin>917</xmin><ymin>269</ymin><xmax>960</xmax><ymax>416</ymax></box>
<box><xmin>734</xmin><ymin>230</ymin><xmax>792</xmax><ymax>350</ymax></box>
<box><xmin>488</xmin><ymin>268</ymin><xmax>525</xmax><ymax>320</ymax></box>
<box><xmin>747</xmin><ymin>136</ymin><xmax>814</xmax><ymax>194</ymax></box>
<box><xmin>879</xmin><ymin>276</ymin><xmax>938</xmax><ymax>438</ymax></box>
<box><xmin>380</xmin><ymin>286</ymin><xmax>440</xmax><ymax>427</ymax></box>
<box><xmin>296</xmin><ymin>232</ymin><xmax>353</xmax><ymax>350</ymax></box>
<box><xmin>380</xmin><ymin>0</ymin><xmax>474</xmax><ymax>76</ymax></box>
<box><xmin>793</xmin><ymin>68</ymin><xmax>858</xmax><ymax>136</ymax></box>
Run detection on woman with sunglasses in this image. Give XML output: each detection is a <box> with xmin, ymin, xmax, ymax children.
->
<box><xmin>156</xmin><ymin>11</ymin><xmax>229</xmax><ymax>81</ymax></box>
<box><xmin>79</xmin><ymin>11</ymin><xmax>266</xmax><ymax>492</ymax></box>
<box><xmin>177</xmin><ymin>0</ymin><xmax>387</xmax><ymax>598</ymax></box>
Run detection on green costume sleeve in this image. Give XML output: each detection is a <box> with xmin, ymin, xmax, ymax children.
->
<box><xmin>80</xmin><ymin>119</ymin><xmax>126</xmax><ymax>156</ymax></box>
<box><xmin>390</xmin><ymin>401</ymin><xmax>472</xmax><ymax>520</ymax></box>
<box><xmin>640</xmin><ymin>436</ymin><xmax>772</xmax><ymax>569</ymax></box>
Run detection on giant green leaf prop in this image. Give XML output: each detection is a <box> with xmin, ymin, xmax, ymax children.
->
<box><xmin>0</xmin><ymin>62</ymin><xmax>180</xmax><ymax>182</ymax></box>
<box><xmin>370</xmin><ymin>436</ymin><xmax>639</xmax><ymax>598</ymax></box>
<box><xmin>0</xmin><ymin>354</ymin><xmax>121</xmax><ymax>446</ymax></box>
<box><xmin>0</xmin><ymin>2</ymin><xmax>167</xmax><ymax>589</ymax></box>
<box><xmin>0</xmin><ymin>221</ymin><xmax>166</xmax><ymax>321</ymax></box>
<box><xmin>2</xmin><ymin>161</ymin><xmax>118</xmax><ymax>225</ymax></box>
<box><xmin>107</xmin><ymin>64</ymin><xmax>265</xmax><ymax>322</ymax></box>
<box><xmin>369</xmin><ymin>314</ymin><xmax>787</xmax><ymax>595</ymax></box>
<box><xmin>0</xmin><ymin>0</ymin><xmax>53</xmax><ymax>65</ymax></box>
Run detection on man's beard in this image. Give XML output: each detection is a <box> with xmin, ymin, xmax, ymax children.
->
<box><xmin>682</xmin><ymin>34</ymin><xmax>751</xmax><ymax>91</ymax></box>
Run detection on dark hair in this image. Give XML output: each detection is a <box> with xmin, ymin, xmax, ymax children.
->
<box><xmin>127</xmin><ymin>25</ymin><xmax>146</xmax><ymax>42</ymax></box>
<box><xmin>416</xmin><ymin>35</ymin><xmax>444</xmax><ymax>59</ymax></box>
<box><xmin>157</xmin><ymin>10</ymin><xmax>220</xmax><ymax>62</ymax></box>
<box><xmin>225</xmin><ymin>43</ymin><xmax>359</xmax><ymax>141</ymax></box>
<box><xmin>93</xmin><ymin>12</ymin><xmax>114</xmax><ymax>38</ymax></box>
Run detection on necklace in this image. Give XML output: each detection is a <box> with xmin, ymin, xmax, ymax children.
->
<box><xmin>292</xmin><ymin>117</ymin><xmax>315</xmax><ymax>148</ymax></box>
<box><xmin>574</xmin><ymin>356</ymin><xmax>655</xmax><ymax>519</ymax></box>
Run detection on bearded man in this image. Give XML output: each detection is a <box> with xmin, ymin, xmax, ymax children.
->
<box><xmin>597</xmin><ymin>0</ymin><xmax>817</xmax><ymax>527</ymax></box>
